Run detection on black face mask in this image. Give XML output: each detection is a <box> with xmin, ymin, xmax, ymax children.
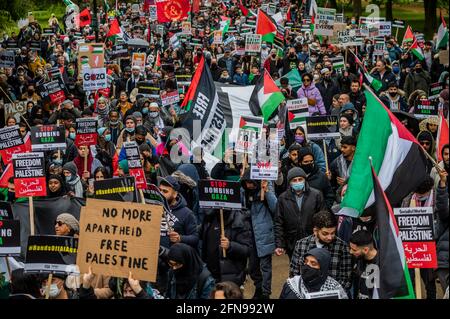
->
<box><xmin>8</xmin><ymin>192</ymin><xmax>15</xmax><ymax>202</ymax></box>
<box><xmin>289</xmin><ymin>53</ymin><xmax>295</xmax><ymax>58</ymax></box>
<box><xmin>301</xmin><ymin>264</ymin><xmax>323</xmax><ymax>289</ymax></box>
<box><xmin>389</xmin><ymin>92</ymin><xmax>397</xmax><ymax>97</ymax></box>
<box><xmin>300</xmin><ymin>163</ymin><xmax>314</xmax><ymax>175</ymax></box>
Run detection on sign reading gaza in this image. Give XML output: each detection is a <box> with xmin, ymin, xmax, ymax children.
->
<box><xmin>75</xmin><ymin>118</ymin><xmax>98</xmax><ymax>147</ymax></box>
<box><xmin>198</xmin><ymin>180</ymin><xmax>241</xmax><ymax>209</ymax></box>
<box><xmin>30</xmin><ymin>125</ymin><xmax>66</xmax><ymax>151</ymax></box>
<box><xmin>13</xmin><ymin>152</ymin><xmax>47</xmax><ymax>198</ymax></box>
<box><xmin>0</xmin><ymin>219</ymin><xmax>21</xmax><ymax>256</ymax></box>
<box><xmin>76</xmin><ymin>199</ymin><xmax>163</xmax><ymax>282</ymax></box>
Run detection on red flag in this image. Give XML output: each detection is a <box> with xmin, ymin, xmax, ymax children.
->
<box><xmin>0</xmin><ymin>164</ymin><xmax>13</xmax><ymax>188</ymax></box>
<box><xmin>79</xmin><ymin>8</ymin><xmax>92</xmax><ymax>27</ymax></box>
<box><xmin>286</xmin><ymin>6</ymin><xmax>292</xmax><ymax>22</ymax></box>
<box><xmin>437</xmin><ymin>113</ymin><xmax>449</xmax><ymax>162</ymax></box>
<box><xmin>239</xmin><ymin>0</ymin><xmax>249</xmax><ymax>16</ymax></box>
<box><xmin>192</xmin><ymin>0</ymin><xmax>200</xmax><ymax>13</ymax></box>
<box><xmin>402</xmin><ymin>25</ymin><xmax>415</xmax><ymax>45</ymax></box>
<box><xmin>143</xmin><ymin>0</ymin><xmax>152</xmax><ymax>12</ymax></box>
<box><xmin>106</xmin><ymin>18</ymin><xmax>121</xmax><ymax>38</ymax></box>
<box><xmin>156</xmin><ymin>0</ymin><xmax>190</xmax><ymax>23</ymax></box>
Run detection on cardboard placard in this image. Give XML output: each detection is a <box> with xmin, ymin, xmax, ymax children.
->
<box><xmin>394</xmin><ymin>207</ymin><xmax>437</xmax><ymax>268</ymax></box>
<box><xmin>338</xmin><ymin>30</ymin><xmax>364</xmax><ymax>47</ymax></box>
<box><xmin>3</xmin><ymin>101</ymin><xmax>27</xmax><ymax>123</ymax></box>
<box><xmin>82</xmin><ymin>67</ymin><xmax>108</xmax><ymax>91</ymax></box>
<box><xmin>198</xmin><ymin>180</ymin><xmax>241</xmax><ymax>209</ymax></box>
<box><xmin>132</xmin><ymin>52</ymin><xmax>146</xmax><ymax>71</ymax></box>
<box><xmin>378</xmin><ymin>21</ymin><xmax>392</xmax><ymax>36</ymax></box>
<box><xmin>13</xmin><ymin>152</ymin><xmax>47</xmax><ymax>198</ymax></box>
<box><xmin>160</xmin><ymin>90</ymin><xmax>180</xmax><ymax>107</ymax></box>
<box><xmin>181</xmin><ymin>21</ymin><xmax>192</xmax><ymax>35</ymax></box>
<box><xmin>78</xmin><ymin>43</ymin><xmax>105</xmax><ymax>71</ymax></box>
<box><xmin>94</xmin><ymin>176</ymin><xmax>140</xmax><ymax>202</ymax></box>
<box><xmin>306</xmin><ymin>116</ymin><xmax>339</xmax><ymax>139</ymax></box>
<box><xmin>0</xmin><ymin>219</ymin><xmax>21</xmax><ymax>256</ymax></box>
<box><xmin>314</xmin><ymin>7</ymin><xmax>336</xmax><ymax>36</ymax></box>
<box><xmin>0</xmin><ymin>201</ymin><xmax>14</xmax><ymax>220</ymax></box>
<box><xmin>414</xmin><ymin>99</ymin><xmax>438</xmax><ymax>119</ymax></box>
<box><xmin>30</xmin><ymin>125</ymin><xmax>66</xmax><ymax>151</ymax></box>
<box><xmin>245</xmin><ymin>34</ymin><xmax>262</xmax><ymax>53</ymax></box>
<box><xmin>235</xmin><ymin>116</ymin><xmax>264</xmax><ymax>154</ymax></box>
<box><xmin>25</xmin><ymin>235</ymin><xmax>78</xmax><ymax>275</ymax></box>
<box><xmin>439</xmin><ymin>50</ymin><xmax>449</xmax><ymax>66</ymax></box>
<box><xmin>250</xmin><ymin>138</ymin><xmax>279</xmax><ymax>180</ymax></box>
<box><xmin>124</xmin><ymin>142</ymin><xmax>147</xmax><ymax>190</ymax></box>
<box><xmin>287</xmin><ymin>98</ymin><xmax>309</xmax><ymax>129</ymax></box>
<box><xmin>75</xmin><ymin>118</ymin><xmax>98</xmax><ymax>147</ymax></box>
<box><xmin>0</xmin><ymin>50</ymin><xmax>15</xmax><ymax>68</ymax></box>
<box><xmin>0</xmin><ymin>125</ymin><xmax>26</xmax><ymax>165</ymax></box>
<box><xmin>213</xmin><ymin>30</ymin><xmax>223</xmax><ymax>44</ymax></box>
<box><xmin>76</xmin><ymin>199</ymin><xmax>163</xmax><ymax>282</ymax></box>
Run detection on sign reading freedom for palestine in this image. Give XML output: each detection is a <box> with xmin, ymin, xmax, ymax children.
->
<box><xmin>13</xmin><ymin>152</ymin><xmax>47</xmax><ymax>198</ymax></box>
<box><xmin>198</xmin><ymin>180</ymin><xmax>241</xmax><ymax>209</ymax></box>
<box><xmin>76</xmin><ymin>199</ymin><xmax>163</xmax><ymax>282</ymax></box>
<box><xmin>0</xmin><ymin>125</ymin><xmax>27</xmax><ymax>165</ymax></box>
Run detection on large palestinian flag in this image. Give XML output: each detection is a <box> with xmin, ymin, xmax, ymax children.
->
<box><xmin>255</xmin><ymin>9</ymin><xmax>276</xmax><ymax>43</ymax></box>
<box><xmin>371</xmin><ymin>163</ymin><xmax>415</xmax><ymax>299</ymax></box>
<box><xmin>339</xmin><ymin>87</ymin><xmax>428</xmax><ymax>218</ymax></box>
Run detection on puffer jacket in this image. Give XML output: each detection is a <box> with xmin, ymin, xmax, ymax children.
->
<box><xmin>296</xmin><ymin>82</ymin><xmax>326</xmax><ymax>115</ymax></box>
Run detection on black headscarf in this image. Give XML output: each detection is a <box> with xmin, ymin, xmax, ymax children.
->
<box><xmin>167</xmin><ymin>243</ymin><xmax>204</xmax><ymax>299</ymax></box>
<box><xmin>47</xmin><ymin>174</ymin><xmax>67</xmax><ymax>198</ymax></box>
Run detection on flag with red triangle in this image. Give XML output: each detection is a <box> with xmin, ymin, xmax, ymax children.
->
<box><xmin>239</xmin><ymin>0</ymin><xmax>249</xmax><ymax>17</ymax></box>
<box><xmin>239</xmin><ymin>115</ymin><xmax>264</xmax><ymax>132</ymax></box>
<box><xmin>437</xmin><ymin>112</ymin><xmax>449</xmax><ymax>162</ymax></box>
<box><xmin>286</xmin><ymin>6</ymin><xmax>292</xmax><ymax>22</ymax></box>
<box><xmin>106</xmin><ymin>18</ymin><xmax>122</xmax><ymax>38</ymax></box>
<box><xmin>402</xmin><ymin>25</ymin><xmax>414</xmax><ymax>45</ymax></box>
<box><xmin>410</xmin><ymin>37</ymin><xmax>424</xmax><ymax>60</ymax></box>
<box><xmin>0</xmin><ymin>163</ymin><xmax>13</xmax><ymax>188</ymax></box>
<box><xmin>256</xmin><ymin>9</ymin><xmax>277</xmax><ymax>43</ymax></box>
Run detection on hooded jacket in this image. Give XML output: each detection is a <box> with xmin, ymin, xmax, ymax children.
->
<box><xmin>296</xmin><ymin>82</ymin><xmax>326</xmax><ymax>115</ymax></box>
<box><xmin>379</xmin><ymin>89</ymin><xmax>408</xmax><ymax>112</ymax></box>
<box><xmin>169</xmin><ymin>194</ymin><xmax>199</xmax><ymax>249</ymax></box>
<box><xmin>416</xmin><ymin>130</ymin><xmax>436</xmax><ymax>173</ymax></box>
<box><xmin>340</xmin><ymin>103</ymin><xmax>361</xmax><ymax>134</ymax></box>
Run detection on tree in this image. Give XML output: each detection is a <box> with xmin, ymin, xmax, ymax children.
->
<box><xmin>353</xmin><ymin>0</ymin><xmax>362</xmax><ymax>18</ymax></box>
<box><xmin>385</xmin><ymin>0</ymin><xmax>393</xmax><ymax>21</ymax></box>
<box><xmin>424</xmin><ymin>0</ymin><xmax>437</xmax><ymax>39</ymax></box>
<box><xmin>329</xmin><ymin>0</ymin><xmax>338</xmax><ymax>9</ymax></box>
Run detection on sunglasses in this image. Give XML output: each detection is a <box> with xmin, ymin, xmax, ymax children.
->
<box><xmin>55</xmin><ymin>221</ymin><xmax>65</xmax><ymax>226</ymax></box>
<box><xmin>303</xmin><ymin>78</ymin><xmax>311</xmax><ymax>82</ymax></box>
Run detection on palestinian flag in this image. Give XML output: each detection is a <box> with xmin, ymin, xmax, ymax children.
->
<box><xmin>371</xmin><ymin>162</ymin><xmax>415</xmax><ymax>299</ymax></box>
<box><xmin>154</xmin><ymin>51</ymin><xmax>161</xmax><ymax>70</ymax></box>
<box><xmin>106</xmin><ymin>18</ymin><xmax>127</xmax><ymax>40</ymax></box>
<box><xmin>249</xmin><ymin>70</ymin><xmax>285</xmax><ymax>123</ymax></box>
<box><xmin>239</xmin><ymin>116</ymin><xmax>263</xmax><ymax>132</ymax></box>
<box><xmin>275</xmin><ymin>68</ymin><xmax>302</xmax><ymax>91</ymax></box>
<box><xmin>437</xmin><ymin>112</ymin><xmax>449</xmax><ymax>161</ymax></box>
<box><xmin>352</xmin><ymin>51</ymin><xmax>383</xmax><ymax>92</ymax></box>
<box><xmin>309</xmin><ymin>0</ymin><xmax>318</xmax><ymax>32</ymax></box>
<box><xmin>287</xmin><ymin>105</ymin><xmax>308</xmax><ymax>130</ymax></box>
<box><xmin>220</xmin><ymin>16</ymin><xmax>231</xmax><ymax>34</ymax></box>
<box><xmin>256</xmin><ymin>9</ymin><xmax>277</xmax><ymax>43</ymax></box>
<box><xmin>339</xmin><ymin>87</ymin><xmax>428</xmax><ymax>218</ymax></box>
<box><xmin>0</xmin><ymin>163</ymin><xmax>13</xmax><ymax>188</ymax></box>
<box><xmin>437</xmin><ymin>13</ymin><xmax>449</xmax><ymax>50</ymax></box>
<box><xmin>410</xmin><ymin>38</ymin><xmax>424</xmax><ymax>61</ymax></box>
<box><xmin>239</xmin><ymin>0</ymin><xmax>255</xmax><ymax>17</ymax></box>
<box><xmin>402</xmin><ymin>25</ymin><xmax>414</xmax><ymax>45</ymax></box>
<box><xmin>286</xmin><ymin>6</ymin><xmax>292</xmax><ymax>22</ymax></box>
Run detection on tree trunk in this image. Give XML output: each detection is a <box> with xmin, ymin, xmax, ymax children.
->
<box><xmin>424</xmin><ymin>0</ymin><xmax>437</xmax><ymax>39</ymax></box>
<box><xmin>329</xmin><ymin>0</ymin><xmax>338</xmax><ymax>10</ymax></box>
<box><xmin>353</xmin><ymin>0</ymin><xmax>362</xmax><ymax>18</ymax></box>
<box><xmin>386</xmin><ymin>0</ymin><xmax>393</xmax><ymax>21</ymax></box>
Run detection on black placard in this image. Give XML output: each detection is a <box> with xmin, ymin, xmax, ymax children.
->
<box><xmin>0</xmin><ymin>219</ymin><xmax>21</xmax><ymax>256</ymax></box>
<box><xmin>306</xmin><ymin>116</ymin><xmax>340</xmax><ymax>139</ymax></box>
<box><xmin>0</xmin><ymin>201</ymin><xmax>13</xmax><ymax>220</ymax></box>
<box><xmin>414</xmin><ymin>99</ymin><xmax>438</xmax><ymax>119</ymax></box>
<box><xmin>94</xmin><ymin>176</ymin><xmax>140</xmax><ymax>202</ymax></box>
<box><xmin>198</xmin><ymin>180</ymin><xmax>241</xmax><ymax>209</ymax></box>
<box><xmin>30</xmin><ymin>125</ymin><xmax>66</xmax><ymax>151</ymax></box>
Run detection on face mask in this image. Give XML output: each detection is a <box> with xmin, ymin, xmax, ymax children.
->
<box><xmin>141</xmin><ymin>108</ymin><xmax>149</xmax><ymax>115</ymax></box>
<box><xmin>109</xmin><ymin>120</ymin><xmax>119</xmax><ymax>125</ymax></box>
<box><xmin>295</xmin><ymin>135</ymin><xmax>304</xmax><ymax>144</ymax></box>
<box><xmin>69</xmin><ymin>132</ymin><xmax>76</xmax><ymax>140</ymax></box>
<box><xmin>310</xmin><ymin>57</ymin><xmax>317</xmax><ymax>63</ymax></box>
<box><xmin>301</xmin><ymin>163</ymin><xmax>314</xmax><ymax>174</ymax></box>
<box><xmin>65</xmin><ymin>175</ymin><xmax>73</xmax><ymax>182</ymax></box>
<box><xmin>28</xmin><ymin>89</ymin><xmax>34</xmax><ymax>94</ymax></box>
<box><xmin>291</xmin><ymin>181</ymin><xmax>305</xmax><ymax>192</ymax></box>
<box><xmin>416</xmin><ymin>68</ymin><xmax>422</xmax><ymax>73</ymax></box>
<box><xmin>417</xmin><ymin>195</ymin><xmax>429</xmax><ymax>201</ymax></box>
<box><xmin>68</xmin><ymin>69</ymin><xmax>74</xmax><ymax>76</ymax></box>
<box><xmin>262</xmin><ymin>44</ymin><xmax>267</xmax><ymax>49</ymax></box>
<box><xmin>52</xmin><ymin>159</ymin><xmax>63</xmax><ymax>165</ymax></box>
<box><xmin>280</xmin><ymin>145</ymin><xmax>285</xmax><ymax>153</ymax></box>
<box><xmin>149</xmin><ymin>111</ymin><xmax>159</xmax><ymax>118</ymax></box>
<box><xmin>104</xmin><ymin>134</ymin><xmax>111</xmax><ymax>142</ymax></box>
<box><xmin>289</xmin><ymin>53</ymin><xmax>296</xmax><ymax>58</ymax></box>
<box><xmin>47</xmin><ymin>284</ymin><xmax>61</xmax><ymax>298</ymax></box>
<box><xmin>301</xmin><ymin>264</ymin><xmax>322</xmax><ymax>286</ymax></box>
<box><xmin>389</xmin><ymin>92</ymin><xmax>397</xmax><ymax>97</ymax></box>
<box><xmin>272</xmin><ymin>53</ymin><xmax>276</xmax><ymax>58</ymax></box>
<box><xmin>89</xmin><ymin>98</ymin><xmax>95</xmax><ymax>105</ymax></box>
<box><xmin>393</xmin><ymin>66</ymin><xmax>400</xmax><ymax>73</ymax></box>
<box><xmin>125</xmin><ymin>127</ymin><xmax>135</xmax><ymax>133</ymax></box>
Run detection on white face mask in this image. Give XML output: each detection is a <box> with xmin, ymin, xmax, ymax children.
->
<box><xmin>42</xmin><ymin>284</ymin><xmax>61</xmax><ymax>298</ymax></box>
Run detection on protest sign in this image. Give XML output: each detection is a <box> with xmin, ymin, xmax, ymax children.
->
<box><xmin>429</xmin><ymin>82</ymin><xmax>444</xmax><ymax>100</ymax></box>
<box><xmin>331</xmin><ymin>56</ymin><xmax>345</xmax><ymax>71</ymax></box>
<box><xmin>414</xmin><ymin>99</ymin><xmax>438</xmax><ymax>119</ymax></box>
<box><xmin>306</xmin><ymin>116</ymin><xmax>339</xmax><ymax>139</ymax></box>
<box><xmin>175</xmin><ymin>72</ymin><xmax>192</xmax><ymax>86</ymax></box>
<box><xmin>439</xmin><ymin>50</ymin><xmax>449</xmax><ymax>65</ymax></box>
<box><xmin>42</xmin><ymin>28</ymin><xmax>55</xmax><ymax>36</ymax></box>
<box><xmin>137</xmin><ymin>81</ymin><xmax>161</xmax><ymax>99</ymax></box>
<box><xmin>5</xmin><ymin>40</ymin><xmax>18</xmax><ymax>50</ymax></box>
<box><xmin>30</xmin><ymin>125</ymin><xmax>66</xmax><ymax>151</ymax></box>
<box><xmin>13</xmin><ymin>152</ymin><xmax>47</xmax><ymax>198</ymax></box>
<box><xmin>47</xmin><ymin>67</ymin><xmax>63</xmax><ymax>82</ymax></box>
<box><xmin>314</xmin><ymin>7</ymin><xmax>336</xmax><ymax>36</ymax></box>
<box><xmin>94</xmin><ymin>176</ymin><xmax>140</xmax><ymax>202</ymax></box>
<box><xmin>235</xmin><ymin>116</ymin><xmax>264</xmax><ymax>154</ymax></box>
<box><xmin>124</xmin><ymin>142</ymin><xmax>147</xmax><ymax>190</ymax></box>
<box><xmin>0</xmin><ymin>125</ymin><xmax>28</xmax><ymax>165</ymax></box>
<box><xmin>75</xmin><ymin>118</ymin><xmax>98</xmax><ymax>147</ymax></box>
<box><xmin>132</xmin><ymin>52</ymin><xmax>146</xmax><ymax>71</ymax></box>
<box><xmin>149</xmin><ymin>5</ymin><xmax>157</xmax><ymax>21</ymax></box>
<box><xmin>76</xmin><ymin>199</ymin><xmax>163</xmax><ymax>282</ymax></box>
<box><xmin>394</xmin><ymin>207</ymin><xmax>437</xmax><ymax>268</ymax></box>
<box><xmin>29</xmin><ymin>41</ymin><xmax>41</xmax><ymax>52</ymax></box>
<box><xmin>78</xmin><ymin>43</ymin><xmax>105</xmax><ymax>70</ymax></box>
<box><xmin>250</xmin><ymin>138</ymin><xmax>279</xmax><ymax>180</ymax></box>
<box><xmin>338</xmin><ymin>30</ymin><xmax>364</xmax><ymax>47</ymax></box>
<box><xmin>110</xmin><ymin>44</ymin><xmax>128</xmax><ymax>59</ymax></box>
<box><xmin>0</xmin><ymin>219</ymin><xmax>21</xmax><ymax>256</ymax></box>
<box><xmin>330</xmin><ymin>23</ymin><xmax>347</xmax><ymax>44</ymax></box>
<box><xmin>378</xmin><ymin>21</ymin><xmax>392</xmax><ymax>36</ymax></box>
<box><xmin>392</xmin><ymin>20</ymin><xmax>405</xmax><ymax>28</ymax></box>
<box><xmin>0</xmin><ymin>201</ymin><xmax>13</xmax><ymax>220</ymax></box>
<box><xmin>287</xmin><ymin>98</ymin><xmax>308</xmax><ymax>129</ymax></box>
<box><xmin>213</xmin><ymin>30</ymin><xmax>223</xmax><ymax>44</ymax></box>
<box><xmin>161</xmin><ymin>90</ymin><xmax>180</xmax><ymax>107</ymax></box>
<box><xmin>305</xmin><ymin>291</ymin><xmax>342</xmax><ymax>299</ymax></box>
<box><xmin>37</xmin><ymin>79</ymin><xmax>67</xmax><ymax>105</ymax></box>
<box><xmin>335</xmin><ymin>13</ymin><xmax>344</xmax><ymax>23</ymax></box>
<box><xmin>82</xmin><ymin>67</ymin><xmax>108</xmax><ymax>91</ymax></box>
<box><xmin>0</xmin><ymin>50</ymin><xmax>15</xmax><ymax>68</ymax></box>
<box><xmin>373</xmin><ymin>40</ymin><xmax>386</xmax><ymax>56</ymax></box>
<box><xmin>198</xmin><ymin>180</ymin><xmax>242</xmax><ymax>209</ymax></box>
<box><xmin>416</xmin><ymin>33</ymin><xmax>425</xmax><ymax>48</ymax></box>
<box><xmin>181</xmin><ymin>21</ymin><xmax>192</xmax><ymax>35</ymax></box>
<box><xmin>25</xmin><ymin>235</ymin><xmax>78</xmax><ymax>275</ymax></box>
<box><xmin>3</xmin><ymin>101</ymin><xmax>27</xmax><ymax>123</ymax></box>
<box><xmin>245</xmin><ymin>34</ymin><xmax>262</xmax><ymax>53</ymax></box>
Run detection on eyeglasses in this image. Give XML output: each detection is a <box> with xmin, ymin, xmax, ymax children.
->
<box><xmin>303</xmin><ymin>78</ymin><xmax>311</xmax><ymax>82</ymax></box>
<box><xmin>55</xmin><ymin>221</ymin><xmax>65</xmax><ymax>226</ymax></box>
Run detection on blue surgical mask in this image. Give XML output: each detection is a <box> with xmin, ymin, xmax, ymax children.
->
<box><xmin>291</xmin><ymin>181</ymin><xmax>305</xmax><ymax>192</ymax></box>
<box><xmin>142</xmin><ymin>108</ymin><xmax>149</xmax><ymax>115</ymax></box>
<box><xmin>69</xmin><ymin>132</ymin><xmax>76</xmax><ymax>140</ymax></box>
<box><xmin>125</xmin><ymin>127</ymin><xmax>135</xmax><ymax>133</ymax></box>
<box><xmin>393</xmin><ymin>66</ymin><xmax>400</xmax><ymax>73</ymax></box>
<box><xmin>89</xmin><ymin>98</ymin><xmax>95</xmax><ymax>105</ymax></box>
<box><xmin>65</xmin><ymin>175</ymin><xmax>72</xmax><ymax>182</ymax></box>
<box><xmin>104</xmin><ymin>134</ymin><xmax>111</xmax><ymax>142</ymax></box>
<box><xmin>52</xmin><ymin>159</ymin><xmax>63</xmax><ymax>165</ymax></box>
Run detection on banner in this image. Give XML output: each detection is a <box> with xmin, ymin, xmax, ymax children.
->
<box><xmin>132</xmin><ymin>52</ymin><xmax>146</xmax><ymax>71</ymax></box>
<box><xmin>287</xmin><ymin>98</ymin><xmax>308</xmax><ymax>129</ymax></box>
<box><xmin>306</xmin><ymin>116</ymin><xmax>339</xmax><ymax>139</ymax></box>
<box><xmin>0</xmin><ymin>201</ymin><xmax>13</xmax><ymax>220</ymax></box>
<box><xmin>76</xmin><ymin>199</ymin><xmax>163</xmax><ymax>282</ymax></box>
<box><xmin>94</xmin><ymin>176</ymin><xmax>140</xmax><ymax>202</ymax></box>
<box><xmin>0</xmin><ymin>219</ymin><xmax>21</xmax><ymax>256</ymax></box>
<box><xmin>394</xmin><ymin>207</ymin><xmax>438</xmax><ymax>268</ymax></box>
<box><xmin>78</xmin><ymin>43</ymin><xmax>105</xmax><ymax>70</ymax></box>
<box><xmin>25</xmin><ymin>235</ymin><xmax>78</xmax><ymax>275</ymax></box>
<box><xmin>314</xmin><ymin>7</ymin><xmax>336</xmax><ymax>36</ymax></box>
<box><xmin>13</xmin><ymin>152</ymin><xmax>47</xmax><ymax>198</ymax></box>
<box><xmin>156</xmin><ymin>0</ymin><xmax>189</xmax><ymax>23</ymax></box>
<box><xmin>124</xmin><ymin>142</ymin><xmax>147</xmax><ymax>190</ymax></box>
<box><xmin>0</xmin><ymin>50</ymin><xmax>15</xmax><ymax>68</ymax></box>
<box><xmin>82</xmin><ymin>67</ymin><xmax>108</xmax><ymax>91</ymax></box>
<box><xmin>30</xmin><ymin>125</ymin><xmax>66</xmax><ymax>151</ymax></box>
<box><xmin>198</xmin><ymin>180</ymin><xmax>242</xmax><ymax>209</ymax></box>
<box><xmin>235</xmin><ymin>115</ymin><xmax>264</xmax><ymax>154</ymax></box>
<box><xmin>75</xmin><ymin>118</ymin><xmax>98</xmax><ymax>147</ymax></box>
<box><xmin>244</xmin><ymin>34</ymin><xmax>262</xmax><ymax>54</ymax></box>
<box><xmin>414</xmin><ymin>99</ymin><xmax>438</xmax><ymax>119</ymax></box>
<box><xmin>0</xmin><ymin>125</ymin><xmax>27</xmax><ymax>165</ymax></box>
<box><xmin>250</xmin><ymin>138</ymin><xmax>279</xmax><ymax>180</ymax></box>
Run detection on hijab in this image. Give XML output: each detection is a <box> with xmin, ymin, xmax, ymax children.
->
<box><xmin>47</xmin><ymin>174</ymin><xmax>67</xmax><ymax>198</ymax></box>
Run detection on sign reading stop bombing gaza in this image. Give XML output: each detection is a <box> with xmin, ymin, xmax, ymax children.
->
<box><xmin>198</xmin><ymin>180</ymin><xmax>242</xmax><ymax>210</ymax></box>
<box><xmin>82</xmin><ymin>68</ymin><xmax>108</xmax><ymax>91</ymax></box>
